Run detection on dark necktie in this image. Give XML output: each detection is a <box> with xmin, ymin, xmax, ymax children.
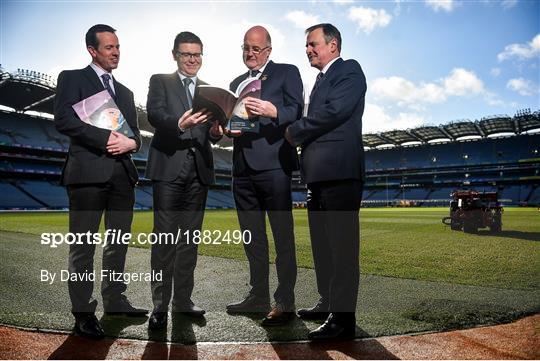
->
<box><xmin>183</xmin><ymin>77</ymin><xmax>193</xmax><ymax>108</ymax></box>
<box><xmin>101</xmin><ymin>73</ymin><xmax>116</xmax><ymax>100</ymax></box>
<box><xmin>310</xmin><ymin>72</ymin><xmax>324</xmax><ymax>99</ymax></box>
<box><xmin>249</xmin><ymin>69</ymin><xmax>260</xmax><ymax>78</ymax></box>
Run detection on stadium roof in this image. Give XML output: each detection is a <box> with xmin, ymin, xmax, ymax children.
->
<box><xmin>0</xmin><ymin>69</ymin><xmax>55</xmax><ymax>114</ymax></box>
<box><xmin>363</xmin><ymin>111</ymin><xmax>539</xmax><ymax>147</ymax></box>
<box><xmin>0</xmin><ymin>68</ymin><xmax>538</xmax><ymax>149</ymax></box>
<box><xmin>478</xmin><ymin>115</ymin><xmax>515</xmax><ymax>135</ymax></box>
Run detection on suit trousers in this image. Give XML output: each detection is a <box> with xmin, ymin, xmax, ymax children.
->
<box><xmin>306</xmin><ymin>179</ymin><xmax>362</xmax><ymax>313</ymax></box>
<box><xmin>67</xmin><ymin>159</ymin><xmax>135</xmax><ymax>313</ymax></box>
<box><xmin>150</xmin><ymin>151</ymin><xmax>208</xmax><ymax>312</ymax></box>
<box><xmin>233</xmin><ymin>162</ymin><xmax>297</xmax><ymax>306</ymax></box>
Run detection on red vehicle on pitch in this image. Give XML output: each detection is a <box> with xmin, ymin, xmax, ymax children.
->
<box><xmin>442</xmin><ymin>190</ymin><xmax>503</xmax><ymax>233</ymax></box>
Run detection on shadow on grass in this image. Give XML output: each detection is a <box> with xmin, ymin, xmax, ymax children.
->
<box><xmin>475</xmin><ymin>230</ymin><xmax>540</xmax><ymax>242</ymax></box>
<box><xmin>402</xmin><ymin>299</ymin><xmax>538</xmax><ymax>332</ymax></box>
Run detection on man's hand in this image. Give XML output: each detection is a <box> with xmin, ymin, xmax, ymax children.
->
<box><xmin>284</xmin><ymin>127</ymin><xmax>294</xmax><ymax>146</ymax></box>
<box><xmin>178</xmin><ymin>108</ymin><xmax>210</xmax><ymax>131</ymax></box>
<box><xmin>244</xmin><ymin>97</ymin><xmax>277</xmax><ymax>119</ymax></box>
<box><xmin>107</xmin><ymin>131</ymin><xmax>137</xmax><ymax>155</ymax></box>
<box><xmin>210</xmin><ymin>120</ymin><xmax>224</xmax><ymax>138</ymax></box>
<box><xmin>224</xmin><ymin>128</ymin><xmax>243</xmax><ymax>138</ymax></box>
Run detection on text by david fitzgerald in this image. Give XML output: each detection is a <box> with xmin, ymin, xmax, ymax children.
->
<box><xmin>40</xmin><ymin>270</ymin><xmax>162</xmax><ymax>285</ymax></box>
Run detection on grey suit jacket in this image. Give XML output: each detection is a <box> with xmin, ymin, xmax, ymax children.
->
<box><xmin>145</xmin><ymin>72</ymin><xmax>219</xmax><ymax>185</ymax></box>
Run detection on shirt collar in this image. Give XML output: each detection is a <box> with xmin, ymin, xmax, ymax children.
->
<box><xmin>250</xmin><ymin>59</ymin><xmax>270</xmax><ymax>77</ymax></box>
<box><xmin>321</xmin><ymin>56</ymin><xmax>341</xmax><ymax>74</ymax></box>
<box><xmin>90</xmin><ymin>62</ymin><xmax>112</xmax><ymax>79</ymax></box>
<box><xmin>177</xmin><ymin>71</ymin><xmax>197</xmax><ymax>84</ymax></box>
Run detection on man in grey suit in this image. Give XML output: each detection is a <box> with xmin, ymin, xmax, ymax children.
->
<box><xmin>145</xmin><ymin>31</ymin><xmax>222</xmax><ymax>330</ymax></box>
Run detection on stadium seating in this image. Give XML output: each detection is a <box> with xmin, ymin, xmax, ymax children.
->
<box><xmin>0</xmin><ymin>180</ymin><xmax>45</xmax><ymax>209</ymax></box>
<box><xmin>134</xmin><ymin>186</ymin><xmax>153</xmax><ymax>209</ymax></box>
<box><xmin>0</xmin><ymin>110</ymin><xmax>68</xmax><ymax>150</ymax></box>
<box><xmin>1</xmin><ymin>103</ymin><xmax>538</xmax><ymax>209</ymax></box>
<box><xmin>16</xmin><ymin>180</ymin><xmax>67</xmax><ymax>208</ymax></box>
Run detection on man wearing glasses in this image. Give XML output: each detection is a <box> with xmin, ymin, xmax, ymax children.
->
<box><xmin>226</xmin><ymin>25</ymin><xmax>303</xmax><ymax>327</ymax></box>
<box><xmin>145</xmin><ymin>31</ymin><xmax>222</xmax><ymax>330</ymax></box>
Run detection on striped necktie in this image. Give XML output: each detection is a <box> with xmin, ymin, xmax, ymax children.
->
<box><xmin>101</xmin><ymin>73</ymin><xmax>116</xmax><ymax>100</ymax></box>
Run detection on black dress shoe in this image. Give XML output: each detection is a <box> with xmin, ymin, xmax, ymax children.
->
<box><xmin>308</xmin><ymin>314</ymin><xmax>356</xmax><ymax>341</ymax></box>
<box><xmin>261</xmin><ymin>304</ymin><xmax>295</xmax><ymax>326</ymax></box>
<box><xmin>172</xmin><ymin>301</ymin><xmax>205</xmax><ymax>318</ymax></box>
<box><xmin>297</xmin><ymin>301</ymin><xmax>329</xmax><ymax>320</ymax></box>
<box><xmin>226</xmin><ymin>294</ymin><xmax>270</xmax><ymax>314</ymax></box>
<box><xmin>73</xmin><ymin>313</ymin><xmax>105</xmax><ymax>339</ymax></box>
<box><xmin>148</xmin><ymin>311</ymin><xmax>168</xmax><ymax>330</ymax></box>
<box><xmin>104</xmin><ymin>296</ymin><xmax>148</xmax><ymax>317</ymax></box>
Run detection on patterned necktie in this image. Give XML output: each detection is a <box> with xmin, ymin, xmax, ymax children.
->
<box><xmin>310</xmin><ymin>72</ymin><xmax>324</xmax><ymax>98</ymax></box>
<box><xmin>183</xmin><ymin>77</ymin><xmax>193</xmax><ymax>108</ymax></box>
<box><xmin>101</xmin><ymin>73</ymin><xmax>116</xmax><ymax>100</ymax></box>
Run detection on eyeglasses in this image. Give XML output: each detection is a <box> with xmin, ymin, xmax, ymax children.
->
<box><xmin>241</xmin><ymin>45</ymin><xmax>271</xmax><ymax>55</ymax></box>
<box><xmin>176</xmin><ymin>52</ymin><xmax>203</xmax><ymax>60</ymax></box>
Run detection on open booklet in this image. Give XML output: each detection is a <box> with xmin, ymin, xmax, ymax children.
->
<box><xmin>72</xmin><ymin>89</ymin><xmax>134</xmax><ymax>138</ymax></box>
<box><xmin>192</xmin><ymin>78</ymin><xmax>262</xmax><ymax>133</ymax></box>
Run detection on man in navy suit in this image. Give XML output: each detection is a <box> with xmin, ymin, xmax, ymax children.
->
<box><xmin>54</xmin><ymin>24</ymin><xmax>147</xmax><ymax>339</ymax></box>
<box><xmin>225</xmin><ymin>25</ymin><xmax>303</xmax><ymax>326</ymax></box>
<box><xmin>286</xmin><ymin>23</ymin><xmax>367</xmax><ymax>341</ymax></box>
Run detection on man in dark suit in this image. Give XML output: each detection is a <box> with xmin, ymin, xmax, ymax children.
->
<box><xmin>225</xmin><ymin>25</ymin><xmax>303</xmax><ymax>326</ymax></box>
<box><xmin>146</xmin><ymin>31</ymin><xmax>222</xmax><ymax>330</ymax></box>
<box><xmin>54</xmin><ymin>24</ymin><xmax>147</xmax><ymax>340</ymax></box>
<box><xmin>285</xmin><ymin>23</ymin><xmax>367</xmax><ymax>341</ymax></box>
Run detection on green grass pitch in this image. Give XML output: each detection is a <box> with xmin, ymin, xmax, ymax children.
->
<box><xmin>1</xmin><ymin>207</ymin><xmax>538</xmax><ymax>290</ymax></box>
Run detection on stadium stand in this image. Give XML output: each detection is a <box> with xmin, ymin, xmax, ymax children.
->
<box><xmin>1</xmin><ymin>68</ymin><xmax>539</xmax><ymax>209</ymax></box>
<box><xmin>0</xmin><ymin>180</ymin><xmax>45</xmax><ymax>208</ymax></box>
<box><xmin>17</xmin><ymin>180</ymin><xmax>68</xmax><ymax>208</ymax></box>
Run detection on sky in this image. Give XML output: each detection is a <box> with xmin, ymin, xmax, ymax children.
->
<box><xmin>1</xmin><ymin>0</ymin><xmax>539</xmax><ymax>133</ymax></box>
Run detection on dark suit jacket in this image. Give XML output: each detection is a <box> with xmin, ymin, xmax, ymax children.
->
<box><xmin>54</xmin><ymin>65</ymin><xmax>141</xmax><ymax>186</ymax></box>
<box><xmin>230</xmin><ymin>61</ymin><xmax>303</xmax><ymax>174</ymax></box>
<box><xmin>145</xmin><ymin>73</ymin><xmax>218</xmax><ymax>185</ymax></box>
<box><xmin>288</xmin><ymin>58</ymin><xmax>367</xmax><ymax>184</ymax></box>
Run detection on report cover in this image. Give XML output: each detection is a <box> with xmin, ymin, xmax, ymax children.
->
<box><xmin>193</xmin><ymin>78</ymin><xmax>261</xmax><ymax>132</ymax></box>
<box><xmin>72</xmin><ymin>89</ymin><xmax>134</xmax><ymax>137</ymax></box>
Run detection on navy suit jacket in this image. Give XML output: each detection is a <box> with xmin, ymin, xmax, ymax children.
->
<box><xmin>230</xmin><ymin>61</ymin><xmax>303</xmax><ymax>173</ymax></box>
<box><xmin>54</xmin><ymin>65</ymin><xmax>141</xmax><ymax>186</ymax></box>
<box><xmin>288</xmin><ymin>58</ymin><xmax>366</xmax><ymax>184</ymax></box>
<box><xmin>145</xmin><ymin>73</ymin><xmax>218</xmax><ymax>185</ymax></box>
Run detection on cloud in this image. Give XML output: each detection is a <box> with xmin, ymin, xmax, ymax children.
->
<box><xmin>501</xmin><ymin>0</ymin><xmax>518</xmax><ymax>9</ymax></box>
<box><xmin>490</xmin><ymin>67</ymin><xmax>501</xmax><ymax>77</ymax></box>
<box><xmin>371</xmin><ymin>68</ymin><xmax>485</xmax><ymax>107</ymax></box>
<box><xmin>371</xmin><ymin>76</ymin><xmax>446</xmax><ymax>105</ymax></box>
<box><xmin>363</xmin><ymin>103</ymin><xmax>426</xmax><ymax>133</ymax></box>
<box><xmin>425</xmin><ymin>0</ymin><xmax>455</xmax><ymax>12</ymax></box>
<box><xmin>347</xmin><ymin>6</ymin><xmax>392</xmax><ymax>34</ymax></box>
<box><xmin>497</xmin><ymin>34</ymin><xmax>540</xmax><ymax>61</ymax></box>
<box><xmin>333</xmin><ymin>0</ymin><xmax>354</xmax><ymax>4</ymax></box>
<box><xmin>482</xmin><ymin>89</ymin><xmax>509</xmax><ymax>107</ymax></box>
<box><xmin>443</xmin><ymin>68</ymin><xmax>485</xmax><ymax>96</ymax></box>
<box><xmin>284</xmin><ymin>10</ymin><xmax>321</xmax><ymax>29</ymax></box>
<box><xmin>507</xmin><ymin>77</ymin><xmax>536</xmax><ymax>96</ymax></box>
